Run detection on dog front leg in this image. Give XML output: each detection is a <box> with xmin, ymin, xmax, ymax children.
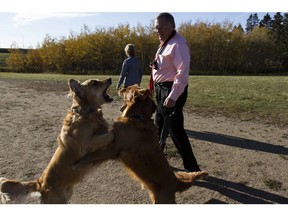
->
<box><xmin>88</xmin><ymin>131</ymin><xmax>114</xmax><ymax>151</ymax></box>
<box><xmin>72</xmin><ymin>146</ymin><xmax>118</xmax><ymax>170</ymax></box>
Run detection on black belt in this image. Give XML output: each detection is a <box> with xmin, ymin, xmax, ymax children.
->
<box><xmin>155</xmin><ymin>81</ymin><xmax>173</xmax><ymax>88</ymax></box>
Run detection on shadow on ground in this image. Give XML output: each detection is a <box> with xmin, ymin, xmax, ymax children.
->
<box><xmin>186</xmin><ymin>130</ymin><xmax>288</xmax><ymax>155</ymax></box>
<box><xmin>197</xmin><ymin>176</ymin><xmax>288</xmax><ymax>204</ymax></box>
<box><xmin>185</xmin><ymin>129</ymin><xmax>288</xmax><ymax>204</ymax></box>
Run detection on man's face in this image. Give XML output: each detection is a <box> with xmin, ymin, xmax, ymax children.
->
<box><xmin>154</xmin><ymin>17</ymin><xmax>173</xmax><ymax>42</ymax></box>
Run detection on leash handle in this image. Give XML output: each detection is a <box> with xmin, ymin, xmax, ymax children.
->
<box><xmin>163</xmin><ymin>106</ymin><xmax>175</xmax><ymax>117</ymax></box>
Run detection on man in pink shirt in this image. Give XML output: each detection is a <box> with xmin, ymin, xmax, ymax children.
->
<box><xmin>151</xmin><ymin>13</ymin><xmax>200</xmax><ymax>172</ymax></box>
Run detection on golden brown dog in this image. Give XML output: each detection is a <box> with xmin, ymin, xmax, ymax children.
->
<box><xmin>73</xmin><ymin>85</ymin><xmax>208</xmax><ymax>204</ymax></box>
<box><xmin>0</xmin><ymin>78</ymin><xmax>114</xmax><ymax>204</ymax></box>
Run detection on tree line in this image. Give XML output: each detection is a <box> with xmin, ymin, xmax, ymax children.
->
<box><xmin>5</xmin><ymin>12</ymin><xmax>288</xmax><ymax>75</ymax></box>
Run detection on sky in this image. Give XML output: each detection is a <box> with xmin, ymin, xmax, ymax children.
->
<box><xmin>0</xmin><ymin>0</ymin><xmax>287</xmax><ymax>49</ymax></box>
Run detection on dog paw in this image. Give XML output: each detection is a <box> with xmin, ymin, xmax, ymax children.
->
<box><xmin>0</xmin><ymin>177</ymin><xmax>7</xmax><ymax>183</ymax></box>
<box><xmin>195</xmin><ymin>171</ymin><xmax>208</xmax><ymax>180</ymax></box>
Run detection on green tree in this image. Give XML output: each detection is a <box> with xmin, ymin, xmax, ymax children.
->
<box><xmin>271</xmin><ymin>12</ymin><xmax>287</xmax><ymax>71</ymax></box>
<box><xmin>252</xmin><ymin>13</ymin><xmax>260</xmax><ymax>28</ymax></box>
<box><xmin>233</xmin><ymin>24</ymin><xmax>244</xmax><ymax>32</ymax></box>
<box><xmin>243</xmin><ymin>27</ymin><xmax>277</xmax><ymax>73</ymax></box>
<box><xmin>245</xmin><ymin>14</ymin><xmax>253</xmax><ymax>32</ymax></box>
<box><xmin>26</xmin><ymin>49</ymin><xmax>43</xmax><ymax>72</ymax></box>
<box><xmin>230</xmin><ymin>25</ymin><xmax>245</xmax><ymax>72</ymax></box>
<box><xmin>130</xmin><ymin>23</ymin><xmax>158</xmax><ymax>75</ymax></box>
<box><xmin>281</xmin><ymin>12</ymin><xmax>288</xmax><ymax>69</ymax></box>
<box><xmin>245</xmin><ymin>13</ymin><xmax>260</xmax><ymax>32</ymax></box>
<box><xmin>38</xmin><ymin>35</ymin><xmax>71</xmax><ymax>72</ymax></box>
<box><xmin>6</xmin><ymin>43</ymin><xmax>26</xmax><ymax>72</ymax></box>
<box><xmin>13</xmin><ymin>15</ymin><xmax>285</xmax><ymax>75</ymax></box>
<box><xmin>260</xmin><ymin>13</ymin><xmax>273</xmax><ymax>30</ymax></box>
<box><xmin>272</xmin><ymin>12</ymin><xmax>284</xmax><ymax>41</ymax></box>
<box><xmin>38</xmin><ymin>35</ymin><xmax>59</xmax><ymax>72</ymax></box>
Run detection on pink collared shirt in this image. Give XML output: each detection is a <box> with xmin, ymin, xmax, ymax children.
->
<box><xmin>152</xmin><ymin>32</ymin><xmax>190</xmax><ymax>101</ymax></box>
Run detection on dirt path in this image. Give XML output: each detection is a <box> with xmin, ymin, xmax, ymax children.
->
<box><xmin>0</xmin><ymin>79</ymin><xmax>287</xmax><ymax>204</ymax></box>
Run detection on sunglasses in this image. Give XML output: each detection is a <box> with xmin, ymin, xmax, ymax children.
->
<box><xmin>149</xmin><ymin>60</ymin><xmax>158</xmax><ymax>70</ymax></box>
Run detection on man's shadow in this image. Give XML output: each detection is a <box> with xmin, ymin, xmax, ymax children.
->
<box><xmin>186</xmin><ymin>130</ymin><xmax>288</xmax><ymax>155</ymax></box>
<box><xmin>196</xmin><ymin>176</ymin><xmax>288</xmax><ymax>204</ymax></box>
<box><xmin>184</xmin><ymin>130</ymin><xmax>288</xmax><ymax>204</ymax></box>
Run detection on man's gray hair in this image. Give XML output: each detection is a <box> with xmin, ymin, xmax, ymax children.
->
<box><xmin>156</xmin><ymin>12</ymin><xmax>176</xmax><ymax>28</ymax></box>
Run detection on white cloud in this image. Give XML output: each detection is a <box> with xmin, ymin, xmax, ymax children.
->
<box><xmin>12</xmin><ymin>12</ymin><xmax>98</xmax><ymax>27</ymax></box>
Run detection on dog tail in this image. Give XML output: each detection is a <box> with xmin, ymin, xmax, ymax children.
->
<box><xmin>0</xmin><ymin>177</ymin><xmax>41</xmax><ymax>204</ymax></box>
<box><xmin>175</xmin><ymin>171</ymin><xmax>208</xmax><ymax>192</ymax></box>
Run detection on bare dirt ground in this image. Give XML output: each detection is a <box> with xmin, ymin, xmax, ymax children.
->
<box><xmin>0</xmin><ymin>78</ymin><xmax>287</xmax><ymax>204</ymax></box>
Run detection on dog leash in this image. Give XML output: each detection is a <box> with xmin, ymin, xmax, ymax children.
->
<box><xmin>159</xmin><ymin>107</ymin><xmax>175</xmax><ymax>152</ymax></box>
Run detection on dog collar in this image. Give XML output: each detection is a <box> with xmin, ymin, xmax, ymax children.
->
<box><xmin>71</xmin><ymin>107</ymin><xmax>94</xmax><ymax>115</ymax></box>
<box><xmin>129</xmin><ymin>113</ymin><xmax>146</xmax><ymax>120</ymax></box>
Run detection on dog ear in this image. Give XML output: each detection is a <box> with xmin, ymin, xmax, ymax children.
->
<box><xmin>139</xmin><ymin>89</ymin><xmax>157</xmax><ymax>113</ymax></box>
<box><xmin>68</xmin><ymin>79</ymin><xmax>85</xmax><ymax>102</ymax></box>
<box><xmin>139</xmin><ymin>89</ymin><xmax>150</xmax><ymax>101</ymax></box>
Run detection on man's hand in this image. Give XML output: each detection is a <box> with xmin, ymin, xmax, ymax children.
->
<box><xmin>163</xmin><ymin>97</ymin><xmax>176</xmax><ymax>108</ymax></box>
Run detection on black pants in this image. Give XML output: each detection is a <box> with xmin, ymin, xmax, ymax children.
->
<box><xmin>155</xmin><ymin>82</ymin><xmax>200</xmax><ymax>171</ymax></box>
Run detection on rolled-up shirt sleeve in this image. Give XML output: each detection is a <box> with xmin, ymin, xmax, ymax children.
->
<box><xmin>168</xmin><ymin>40</ymin><xmax>190</xmax><ymax>101</ymax></box>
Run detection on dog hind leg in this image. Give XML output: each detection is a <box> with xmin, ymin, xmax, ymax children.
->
<box><xmin>152</xmin><ymin>190</ymin><xmax>176</xmax><ymax>204</ymax></box>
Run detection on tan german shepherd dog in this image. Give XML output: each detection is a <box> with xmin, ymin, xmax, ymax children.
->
<box><xmin>73</xmin><ymin>85</ymin><xmax>208</xmax><ymax>204</ymax></box>
<box><xmin>0</xmin><ymin>78</ymin><xmax>114</xmax><ymax>204</ymax></box>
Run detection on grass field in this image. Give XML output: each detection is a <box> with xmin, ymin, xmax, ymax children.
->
<box><xmin>0</xmin><ymin>72</ymin><xmax>287</xmax><ymax>126</ymax></box>
<box><xmin>188</xmin><ymin>76</ymin><xmax>288</xmax><ymax>126</ymax></box>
